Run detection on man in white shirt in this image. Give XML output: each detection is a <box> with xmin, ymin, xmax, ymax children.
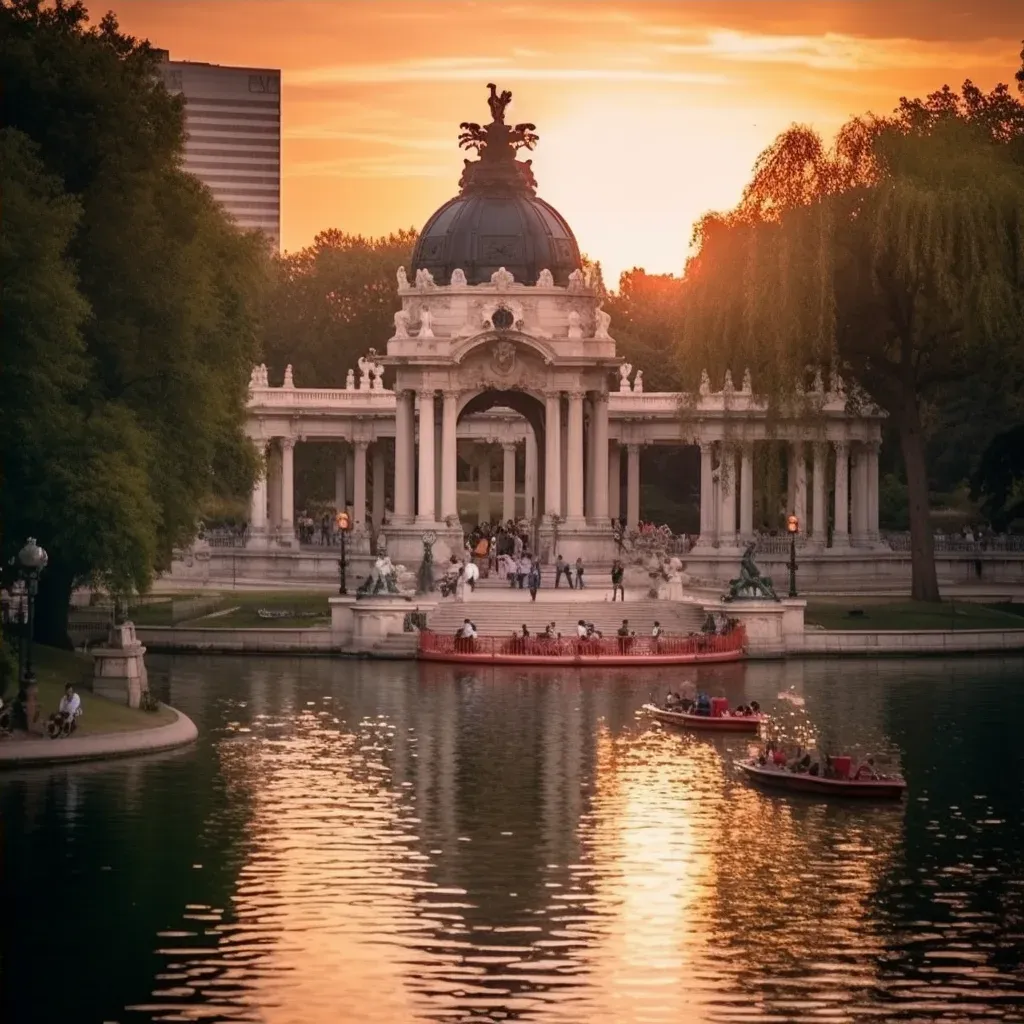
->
<box><xmin>457</xmin><ymin>619</ymin><xmax>477</xmax><ymax>639</ymax></box>
<box><xmin>576</xmin><ymin>620</ymin><xmax>588</xmax><ymax>639</ymax></box>
<box><xmin>59</xmin><ymin>684</ymin><xmax>81</xmax><ymax>720</ymax></box>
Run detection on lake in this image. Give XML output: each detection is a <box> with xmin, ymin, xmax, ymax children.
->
<box><xmin>3</xmin><ymin>654</ymin><xmax>1024</xmax><ymax>1023</ymax></box>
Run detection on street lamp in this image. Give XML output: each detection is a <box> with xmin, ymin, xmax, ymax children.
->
<box><xmin>17</xmin><ymin>538</ymin><xmax>48</xmax><ymax>684</ymax></box>
<box><xmin>786</xmin><ymin>515</ymin><xmax>799</xmax><ymax>598</ymax></box>
<box><xmin>335</xmin><ymin>512</ymin><xmax>351</xmax><ymax>595</ymax></box>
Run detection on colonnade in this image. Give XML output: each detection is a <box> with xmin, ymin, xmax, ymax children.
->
<box><xmin>249</xmin><ymin>417</ymin><xmax>880</xmax><ymax>549</ymax></box>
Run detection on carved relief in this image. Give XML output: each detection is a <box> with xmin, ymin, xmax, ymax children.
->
<box><xmin>567</xmin><ymin>309</ymin><xmax>583</xmax><ymax>339</ymax></box>
<box><xmin>492</xmin><ymin>340</ymin><xmax>516</xmax><ymax>375</ymax></box>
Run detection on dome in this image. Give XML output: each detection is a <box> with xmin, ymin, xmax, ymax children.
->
<box><xmin>411</xmin><ymin>192</ymin><xmax>581</xmax><ymax>287</ymax></box>
<box><xmin>409</xmin><ymin>83</ymin><xmax>582</xmax><ymax>287</ymax></box>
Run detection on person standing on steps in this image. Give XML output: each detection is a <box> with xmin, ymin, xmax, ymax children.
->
<box><xmin>555</xmin><ymin>553</ymin><xmax>573</xmax><ymax>588</ymax></box>
<box><xmin>611</xmin><ymin>560</ymin><xmax>625</xmax><ymax>601</ymax></box>
<box><xmin>528</xmin><ymin>561</ymin><xmax>541</xmax><ymax>601</ymax></box>
<box><xmin>574</xmin><ymin>557</ymin><xmax>585</xmax><ymax>589</ymax></box>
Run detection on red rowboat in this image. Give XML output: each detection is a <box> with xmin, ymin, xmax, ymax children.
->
<box><xmin>736</xmin><ymin>759</ymin><xmax>907</xmax><ymax>799</ymax></box>
<box><xmin>644</xmin><ymin>704</ymin><xmax>765</xmax><ymax>733</ymax></box>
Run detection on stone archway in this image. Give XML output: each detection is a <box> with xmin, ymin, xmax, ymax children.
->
<box><xmin>457</xmin><ymin>387</ymin><xmax>547</xmax><ymax>524</ymax></box>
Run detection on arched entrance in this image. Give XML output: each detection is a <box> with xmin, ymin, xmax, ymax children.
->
<box><xmin>457</xmin><ymin>388</ymin><xmax>547</xmax><ymax>527</ymax></box>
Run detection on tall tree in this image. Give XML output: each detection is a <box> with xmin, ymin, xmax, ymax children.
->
<box><xmin>262</xmin><ymin>229</ymin><xmax>416</xmax><ymax>388</ymax></box>
<box><xmin>1</xmin><ymin>1</ymin><xmax>267</xmax><ymax>644</ymax></box>
<box><xmin>680</xmin><ymin>67</ymin><xmax>1024</xmax><ymax>601</ymax></box>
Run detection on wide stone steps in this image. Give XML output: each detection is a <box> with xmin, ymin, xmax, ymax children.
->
<box><xmin>427</xmin><ymin>599</ymin><xmax>705</xmax><ymax>638</ymax></box>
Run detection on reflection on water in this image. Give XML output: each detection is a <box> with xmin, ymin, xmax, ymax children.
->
<box><xmin>3</xmin><ymin>655</ymin><xmax>1024</xmax><ymax>1023</ymax></box>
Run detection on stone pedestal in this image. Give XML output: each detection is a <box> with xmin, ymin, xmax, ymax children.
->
<box><xmin>704</xmin><ymin>599</ymin><xmax>806</xmax><ymax>658</ymax></box>
<box><xmin>92</xmin><ymin>621</ymin><xmax>149</xmax><ymax>708</ymax></box>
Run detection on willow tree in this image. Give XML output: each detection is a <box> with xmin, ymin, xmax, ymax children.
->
<box><xmin>680</xmin><ymin>76</ymin><xmax>1024</xmax><ymax>602</ymax></box>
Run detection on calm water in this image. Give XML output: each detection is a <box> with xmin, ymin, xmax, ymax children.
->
<box><xmin>4</xmin><ymin>655</ymin><xmax>1024</xmax><ymax>1024</ymax></box>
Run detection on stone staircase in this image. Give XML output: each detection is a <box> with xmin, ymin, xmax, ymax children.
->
<box><xmin>427</xmin><ymin>597</ymin><xmax>705</xmax><ymax>639</ymax></box>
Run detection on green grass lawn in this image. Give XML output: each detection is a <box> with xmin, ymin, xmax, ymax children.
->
<box><xmin>805</xmin><ymin>600</ymin><xmax>1024</xmax><ymax>631</ymax></box>
<box><xmin>13</xmin><ymin>645</ymin><xmax>176</xmax><ymax>733</ymax></box>
<box><xmin>178</xmin><ymin>590</ymin><xmax>330</xmax><ymax>629</ymax></box>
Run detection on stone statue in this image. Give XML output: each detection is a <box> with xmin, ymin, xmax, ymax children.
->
<box><xmin>415</xmin><ymin>267</ymin><xmax>435</xmax><ymax>289</ymax></box>
<box><xmin>567</xmin><ymin>268</ymin><xmax>585</xmax><ymax>292</ymax></box>
<box><xmin>723</xmin><ymin>369</ymin><xmax>734</xmax><ymax>393</ymax></box>
<box><xmin>812</xmin><ymin>368</ymin><xmax>824</xmax><ymax>393</ymax></box>
<box><xmin>357</xmin><ymin>555</ymin><xmax>401</xmax><ymax>597</ymax></box>
<box><xmin>283</xmin><ymin>364</ymin><xmax>294</xmax><ymax>388</ymax></box>
<box><xmin>345</xmin><ymin>369</ymin><xmax>355</xmax><ymax>390</ymax></box>
<box><xmin>393</xmin><ymin>309</ymin><xmax>410</xmax><ymax>339</ymax></box>
<box><xmin>417</xmin><ymin>532</ymin><xmax>436</xmax><ymax>594</ymax></box>
<box><xmin>357</xmin><ymin>355</ymin><xmax>373</xmax><ymax>390</ymax></box>
<box><xmin>633</xmin><ymin>370</ymin><xmax>643</xmax><ymax>393</ymax></box>
<box><xmin>397</xmin><ymin>266</ymin><xmax>409</xmax><ymax>290</ymax></box>
<box><xmin>490</xmin><ymin>266</ymin><xmax>514</xmax><ymax>289</ymax></box>
<box><xmin>741</xmin><ymin>368</ymin><xmax>752</xmax><ymax>393</ymax></box>
<box><xmin>619</xmin><ymin>362</ymin><xmax>633</xmax><ymax>391</ymax></box>
<box><xmin>723</xmin><ymin>542</ymin><xmax>780</xmax><ymax>602</ymax></box>
<box><xmin>451</xmin><ymin>268</ymin><xmax>467</xmax><ymax>286</ymax></box>
<box><xmin>371</xmin><ymin>360</ymin><xmax>385</xmax><ymax>390</ymax></box>
<box><xmin>829</xmin><ymin>370</ymin><xmax>846</xmax><ymax>398</ymax></box>
<box><xmin>567</xmin><ymin>309</ymin><xmax>582</xmax><ymax>339</ymax></box>
<box><xmin>699</xmin><ymin>369</ymin><xmax>711</xmax><ymax>396</ymax></box>
<box><xmin>248</xmin><ymin>365</ymin><xmax>264</xmax><ymax>389</ymax></box>
<box><xmin>418</xmin><ymin>306</ymin><xmax>435</xmax><ymax>339</ymax></box>
<box><xmin>594</xmin><ymin>305</ymin><xmax>612</xmax><ymax>340</ymax></box>
<box><xmin>537</xmin><ymin>268</ymin><xmax>554</xmax><ymax>287</ymax></box>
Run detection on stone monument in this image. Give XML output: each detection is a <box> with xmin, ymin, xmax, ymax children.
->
<box><xmin>92</xmin><ymin>621</ymin><xmax>150</xmax><ymax>709</ymax></box>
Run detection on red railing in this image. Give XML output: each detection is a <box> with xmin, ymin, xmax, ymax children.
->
<box><xmin>418</xmin><ymin>627</ymin><xmax>746</xmax><ymax>661</ymax></box>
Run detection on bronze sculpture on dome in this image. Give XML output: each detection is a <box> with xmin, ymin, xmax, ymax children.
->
<box><xmin>457</xmin><ymin>84</ymin><xmax>539</xmax><ymax>194</ymax></box>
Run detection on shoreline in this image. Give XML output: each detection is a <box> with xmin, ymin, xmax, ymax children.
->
<box><xmin>0</xmin><ymin>705</ymin><xmax>198</xmax><ymax>768</ymax></box>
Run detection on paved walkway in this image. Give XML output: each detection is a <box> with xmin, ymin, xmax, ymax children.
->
<box><xmin>0</xmin><ymin>706</ymin><xmax>198</xmax><ymax>767</ymax></box>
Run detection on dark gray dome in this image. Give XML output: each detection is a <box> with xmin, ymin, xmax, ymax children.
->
<box><xmin>409</xmin><ymin>83</ymin><xmax>582</xmax><ymax>287</ymax></box>
<box><xmin>410</xmin><ymin>192</ymin><xmax>581</xmax><ymax>286</ymax></box>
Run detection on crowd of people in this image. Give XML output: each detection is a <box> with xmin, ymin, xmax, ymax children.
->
<box><xmin>755</xmin><ymin>744</ymin><xmax>881</xmax><ymax>781</ymax></box>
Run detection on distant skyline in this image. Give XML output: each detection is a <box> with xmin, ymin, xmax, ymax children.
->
<box><xmin>113</xmin><ymin>1</ymin><xmax>1022</xmax><ymax>284</ymax></box>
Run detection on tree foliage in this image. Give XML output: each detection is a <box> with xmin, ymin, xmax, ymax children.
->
<box><xmin>679</xmin><ymin>60</ymin><xmax>1024</xmax><ymax>601</ymax></box>
<box><xmin>262</xmin><ymin>229</ymin><xmax>416</xmax><ymax>388</ymax></box>
<box><xmin>0</xmin><ymin>1</ymin><xmax>267</xmax><ymax>644</ymax></box>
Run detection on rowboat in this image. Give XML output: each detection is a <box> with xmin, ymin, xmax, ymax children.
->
<box><xmin>643</xmin><ymin>704</ymin><xmax>765</xmax><ymax>733</ymax></box>
<box><xmin>736</xmin><ymin>759</ymin><xmax>907</xmax><ymax>799</ymax></box>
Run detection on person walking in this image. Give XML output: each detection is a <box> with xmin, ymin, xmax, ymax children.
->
<box><xmin>554</xmin><ymin>554</ymin><xmax>573</xmax><ymax>589</ymax></box>
<box><xmin>574</xmin><ymin>557</ymin><xmax>585</xmax><ymax>589</ymax></box>
<box><xmin>528</xmin><ymin>562</ymin><xmax>541</xmax><ymax>601</ymax></box>
<box><xmin>611</xmin><ymin>560</ymin><xmax>625</xmax><ymax>601</ymax></box>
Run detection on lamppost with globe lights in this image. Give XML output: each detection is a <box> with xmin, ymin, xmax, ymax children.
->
<box><xmin>786</xmin><ymin>515</ymin><xmax>800</xmax><ymax>598</ymax></box>
<box><xmin>16</xmin><ymin>538</ymin><xmax>48</xmax><ymax>684</ymax></box>
<box><xmin>336</xmin><ymin>512</ymin><xmax>351</xmax><ymax>595</ymax></box>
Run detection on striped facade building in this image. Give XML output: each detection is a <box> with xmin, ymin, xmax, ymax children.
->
<box><xmin>157</xmin><ymin>52</ymin><xmax>281</xmax><ymax>249</ymax></box>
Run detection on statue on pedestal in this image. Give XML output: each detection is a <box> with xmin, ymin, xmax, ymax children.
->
<box><xmin>357</xmin><ymin>554</ymin><xmax>401</xmax><ymax>597</ymax></box>
<box><xmin>567</xmin><ymin>309</ymin><xmax>582</xmax><ymax>339</ymax></box>
<box><xmin>595</xmin><ymin>305</ymin><xmax>612</xmax><ymax>340</ymax></box>
<box><xmin>723</xmin><ymin>543</ymin><xmax>779</xmax><ymax>602</ymax></box>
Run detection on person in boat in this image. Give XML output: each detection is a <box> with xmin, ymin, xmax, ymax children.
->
<box><xmin>694</xmin><ymin>691</ymin><xmax>711</xmax><ymax>716</ymax></box>
<box><xmin>521</xmin><ymin>624</ymin><xmax>530</xmax><ymax>638</ymax></box>
<box><xmin>853</xmin><ymin>756</ymin><xmax>878</xmax><ymax>780</ymax></box>
<box><xmin>541</xmin><ymin>622</ymin><xmax>556</xmax><ymax>640</ymax></box>
<box><xmin>749</xmin><ymin>700</ymin><xmax>760</xmax><ymax>715</ymax></box>
<box><xmin>651</xmin><ymin>621</ymin><xmax>662</xmax><ymax>642</ymax></box>
<box><xmin>576</xmin><ymin>619</ymin><xmax>589</xmax><ymax>639</ymax></box>
<box><xmin>457</xmin><ymin>619</ymin><xmax>477</xmax><ymax>639</ymax></box>
<box><xmin>586</xmin><ymin>622</ymin><xmax>602</xmax><ymax>639</ymax></box>
<box><xmin>665</xmin><ymin>691</ymin><xmax>680</xmax><ymax>707</ymax></box>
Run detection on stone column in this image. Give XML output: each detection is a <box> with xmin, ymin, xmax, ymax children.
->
<box><xmin>268</xmin><ymin>441</ymin><xmax>283</xmax><ymax>528</ymax></box>
<box><xmin>544</xmin><ymin>392</ymin><xmax>562</xmax><ymax>519</ymax></box>
<box><xmin>524</xmin><ymin>425</ymin><xmax>538</xmax><ymax>521</ymax></box>
<box><xmin>812</xmin><ymin>442</ymin><xmax>827</xmax><ymax>542</ymax></box>
<box><xmin>501</xmin><ymin>442</ymin><xmax>516</xmax><ymax>523</ymax></box>
<box><xmin>353</xmin><ymin>440</ymin><xmax>368</xmax><ymax>529</ymax></box>
<box><xmin>416</xmin><ymin>390</ymin><xmax>435</xmax><ymax>523</ymax></box>
<box><xmin>585</xmin><ymin>398</ymin><xmax>596</xmax><ymax>519</ymax></box>
<box><xmin>626</xmin><ymin>443</ymin><xmax>641</xmax><ymax>530</ymax></box>
<box><xmin>333</xmin><ymin>445</ymin><xmax>347</xmax><ymax>512</ymax></box>
<box><xmin>434</xmin><ymin>420</ymin><xmax>443</xmax><ymax>523</ymax></box>
<box><xmin>280</xmin><ymin>437</ymin><xmax>295</xmax><ymax>536</ymax></box>
<box><xmin>566</xmin><ymin>391</ymin><xmax>585</xmax><ymax>523</ymax></box>
<box><xmin>608</xmin><ymin>443</ymin><xmax>621</xmax><ymax>521</ymax></box>
<box><xmin>739</xmin><ymin>444</ymin><xmax>754</xmax><ymax>539</ymax></box>
<box><xmin>851</xmin><ymin>444</ymin><xmax>868</xmax><ymax>544</ymax></box>
<box><xmin>440</xmin><ymin>391</ymin><xmax>459</xmax><ymax>521</ymax></box>
<box><xmin>477</xmin><ymin>446</ymin><xmax>492</xmax><ymax>524</ymax></box>
<box><xmin>832</xmin><ymin>441</ymin><xmax>849</xmax><ymax>547</ymax></box>
<box><xmin>794</xmin><ymin>443</ymin><xmax>807</xmax><ymax>527</ymax></box>
<box><xmin>394</xmin><ymin>390</ymin><xmax>414</xmax><ymax>523</ymax></box>
<box><xmin>591</xmin><ymin>393</ymin><xmax>610</xmax><ymax>522</ymax></box>
<box><xmin>698</xmin><ymin>441</ymin><xmax>714</xmax><ymax>543</ymax></box>
<box><xmin>560</xmin><ymin>404</ymin><xmax>569</xmax><ymax>516</ymax></box>
<box><xmin>866</xmin><ymin>439</ymin><xmax>880</xmax><ymax>542</ymax></box>
<box><xmin>345</xmin><ymin>448</ymin><xmax>355</xmax><ymax>507</ymax></box>
<box><xmin>372</xmin><ymin>443</ymin><xmax>386</xmax><ymax>528</ymax></box>
<box><xmin>719</xmin><ymin>444</ymin><xmax>737</xmax><ymax>545</ymax></box>
<box><xmin>249</xmin><ymin>447</ymin><xmax>268</xmax><ymax>531</ymax></box>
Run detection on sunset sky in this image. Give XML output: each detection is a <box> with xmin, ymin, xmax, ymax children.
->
<box><xmin>112</xmin><ymin>1</ymin><xmax>1022</xmax><ymax>284</ymax></box>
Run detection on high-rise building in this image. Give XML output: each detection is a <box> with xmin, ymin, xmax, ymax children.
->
<box><xmin>157</xmin><ymin>52</ymin><xmax>281</xmax><ymax>249</ymax></box>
